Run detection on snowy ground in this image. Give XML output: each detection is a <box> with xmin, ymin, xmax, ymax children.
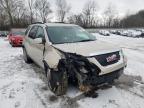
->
<box><xmin>0</xmin><ymin>33</ymin><xmax>144</xmax><ymax>108</ymax></box>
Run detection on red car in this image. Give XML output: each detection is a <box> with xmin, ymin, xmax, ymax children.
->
<box><xmin>8</xmin><ymin>31</ymin><xmax>25</xmax><ymax>47</ymax></box>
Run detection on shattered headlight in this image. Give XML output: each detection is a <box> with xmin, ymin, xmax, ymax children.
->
<box><xmin>75</xmin><ymin>60</ymin><xmax>89</xmax><ymax>74</ymax></box>
<box><xmin>66</xmin><ymin>53</ymin><xmax>89</xmax><ymax>73</ymax></box>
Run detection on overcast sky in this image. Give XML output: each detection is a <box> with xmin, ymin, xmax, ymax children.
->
<box><xmin>50</xmin><ymin>0</ymin><xmax>144</xmax><ymax>17</ymax></box>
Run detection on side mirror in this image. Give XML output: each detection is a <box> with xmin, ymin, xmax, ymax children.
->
<box><xmin>34</xmin><ymin>38</ymin><xmax>42</xmax><ymax>44</ymax></box>
<box><xmin>29</xmin><ymin>33</ymin><xmax>35</xmax><ymax>39</ymax></box>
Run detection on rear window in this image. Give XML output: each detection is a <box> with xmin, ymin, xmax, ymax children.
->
<box><xmin>12</xmin><ymin>31</ymin><xmax>25</xmax><ymax>36</ymax></box>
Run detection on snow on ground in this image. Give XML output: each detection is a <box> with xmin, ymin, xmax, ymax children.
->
<box><xmin>93</xmin><ymin>33</ymin><xmax>144</xmax><ymax>51</ymax></box>
<box><xmin>0</xmin><ymin>38</ymin><xmax>61</xmax><ymax>108</ymax></box>
<box><xmin>0</xmin><ymin>34</ymin><xmax>144</xmax><ymax>108</ymax></box>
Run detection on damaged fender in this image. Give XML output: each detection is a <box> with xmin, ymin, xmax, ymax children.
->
<box><xmin>54</xmin><ymin>47</ymin><xmax>101</xmax><ymax>87</ymax></box>
<box><xmin>44</xmin><ymin>46</ymin><xmax>101</xmax><ymax>91</ymax></box>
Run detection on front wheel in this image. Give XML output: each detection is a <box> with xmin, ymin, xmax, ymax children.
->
<box><xmin>47</xmin><ymin>69</ymin><xmax>68</xmax><ymax>96</ymax></box>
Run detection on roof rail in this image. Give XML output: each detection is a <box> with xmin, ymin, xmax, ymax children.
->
<box><xmin>32</xmin><ymin>22</ymin><xmax>44</xmax><ymax>24</ymax></box>
<box><xmin>52</xmin><ymin>22</ymin><xmax>65</xmax><ymax>23</ymax></box>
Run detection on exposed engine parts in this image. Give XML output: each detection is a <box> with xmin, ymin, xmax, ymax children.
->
<box><xmin>55</xmin><ymin>52</ymin><xmax>101</xmax><ymax>91</ymax></box>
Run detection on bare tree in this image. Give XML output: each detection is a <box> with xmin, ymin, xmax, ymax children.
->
<box><xmin>68</xmin><ymin>1</ymin><xmax>98</xmax><ymax>28</ymax></box>
<box><xmin>34</xmin><ymin>0</ymin><xmax>52</xmax><ymax>23</ymax></box>
<box><xmin>103</xmin><ymin>3</ymin><xmax>117</xmax><ymax>27</ymax></box>
<box><xmin>82</xmin><ymin>0</ymin><xmax>98</xmax><ymax>27</ymax></box>
<box><xmin>68</xmin><ymin>14</ymin><xmax>84</xmax><ymax>26</ymax></box>
<box><xmin>0</xmin><ymin>0</ymin><xmax>22</xmax><ymax>26</ymax></box>
<box><xmin>13</xmin><ymin>1</ymin><xmax>26</xmax><ymax>25</ymax></box>
<box><xmin>28</xmin><ymin>0</ymin><xmax>35</xmax><ymax>24</ymax></box>
<box><xmin>112</xmin><ymin>17</ymin><xmax>120</xmax><ymax>28</ymax></box>
<box><xmin>0</xmin><ymin>7</ymin><xmax>8</xmax><ymax>28</ymax></box>
<box><xmin>55</xmin><ymin>0</ymin><xmax>71</xmax><ymax>22</ymax></box>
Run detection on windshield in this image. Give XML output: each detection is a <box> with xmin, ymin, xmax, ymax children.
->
<box><xmin>46</xmin><ymin>26</ymin><xmax>96</xmax><ymax>44</ymax></box>
<box><xmin>12</xmin><ymin>31</ymin><xmax>25</xmax><ymax>36</ymax></box>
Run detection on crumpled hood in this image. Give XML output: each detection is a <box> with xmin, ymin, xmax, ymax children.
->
<box><xmin>53</xmin><ymin>40</ymin><xmax>121</xmax><ymax>57</ymax></box>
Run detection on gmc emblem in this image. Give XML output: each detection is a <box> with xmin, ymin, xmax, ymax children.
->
<box><xmin>106</xmin><ymin>54</ymin><xmax>117</xmax><ymax>62</ymax></box>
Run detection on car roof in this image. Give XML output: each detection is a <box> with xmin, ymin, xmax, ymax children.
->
<box><xmin>45</xmin><ymin>23</ymin><xmax>77</xmax><ymax>27</ymax></box>
<box><xmin>31</xmin><ymin>23</ymin><xmax>78</xmax><ymax>27</ymax></box>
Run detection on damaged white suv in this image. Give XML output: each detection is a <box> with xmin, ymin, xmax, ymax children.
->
<box><xmin>23</xmin><ymin>23</ymin><xmax>127</xmax><ymax>95</ymax></box>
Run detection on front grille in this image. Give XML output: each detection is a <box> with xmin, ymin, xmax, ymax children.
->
<box><xmin>95</xmin><ymin>51</ymin><xmax>120</xmax><ymax>66</ymax></box>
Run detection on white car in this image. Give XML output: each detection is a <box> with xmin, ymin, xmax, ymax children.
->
<box><xmin>99</xmin><ymin>30</ymin><xmax>110</xmax><ymax>36</ymax></box>
<box><xmin>125</xmin><ymin>30</ymin><xmax>141</xmax><ymax>37</ymax></box>
<box><xmin>120</xmin><ymin>30</ymin><xmax>129</xmax><ymax>36</ymax></box>
<box><xmin>131</xmin><ymin>30</ymin><xmax>141</xmax><ymax>37</ymax></box>
<box><xmin>23</xmin><ymin>23</ymin><xmax>127</xmax><ymax>95</ymax></box>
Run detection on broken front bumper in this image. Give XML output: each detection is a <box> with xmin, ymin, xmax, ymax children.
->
<box><xmin>83</xmin><ymin>68</ymin><xmax>124</xmax><ymax>86</ymax></box>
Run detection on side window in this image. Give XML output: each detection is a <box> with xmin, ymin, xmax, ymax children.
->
<box><xmin>35</xmin><ymin>27</ymin><xmax>45</xmax><ymax>38</ymax></box>
<box><xmin>28</xmin><ymin>26</ymin><xmax>38</xmax><ymax>39</ymax></box>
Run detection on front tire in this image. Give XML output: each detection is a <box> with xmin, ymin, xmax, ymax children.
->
<box><xmin>23</xmin><ymin>47</ymin><xmax>32</xmax><ymax>63</ymax></box>
<box><xmin>47</xmin><ymin>69</ymin><xmax>68</xmax><ymax>96</ymax></box>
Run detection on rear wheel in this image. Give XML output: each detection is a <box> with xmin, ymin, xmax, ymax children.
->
<box><xmin>11</xmin><ymin>44</ymin><xmax>15</xmax><ymax>47</ymax></box>
<box><xmin>23</xmin><ymin>48</ymin><xmax>32</xmax><ymax>63</ymax></box>
<box><xmin>9</xmin><ymin>41</ymin><xmax>11</xmax><ymax>44</ymax></box>
<box><xmin>47</xmin><ymin>69</ymin><xmax>68</xmax><ymax>96</ymax></box>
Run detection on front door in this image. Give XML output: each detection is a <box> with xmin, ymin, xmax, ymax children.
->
<box><xmin>31</xmin><ymin>26</ymin><xmax>45</xmax><ymax>68</ymax></box>
<box><xmin>25</xmin><ymin>26</ymin><xmax>38</xmax><ymax>60</ymax></box>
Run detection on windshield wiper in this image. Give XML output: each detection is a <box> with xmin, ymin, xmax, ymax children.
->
<box><xmin>76</xmin><ymin>39</ymin><xmax>95</xmax><ymax>42</ymax></box>
<box><xmin>53</xmin><ymin>39</ymin><xmax>96</xmax><ymax>44</ymax></box>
